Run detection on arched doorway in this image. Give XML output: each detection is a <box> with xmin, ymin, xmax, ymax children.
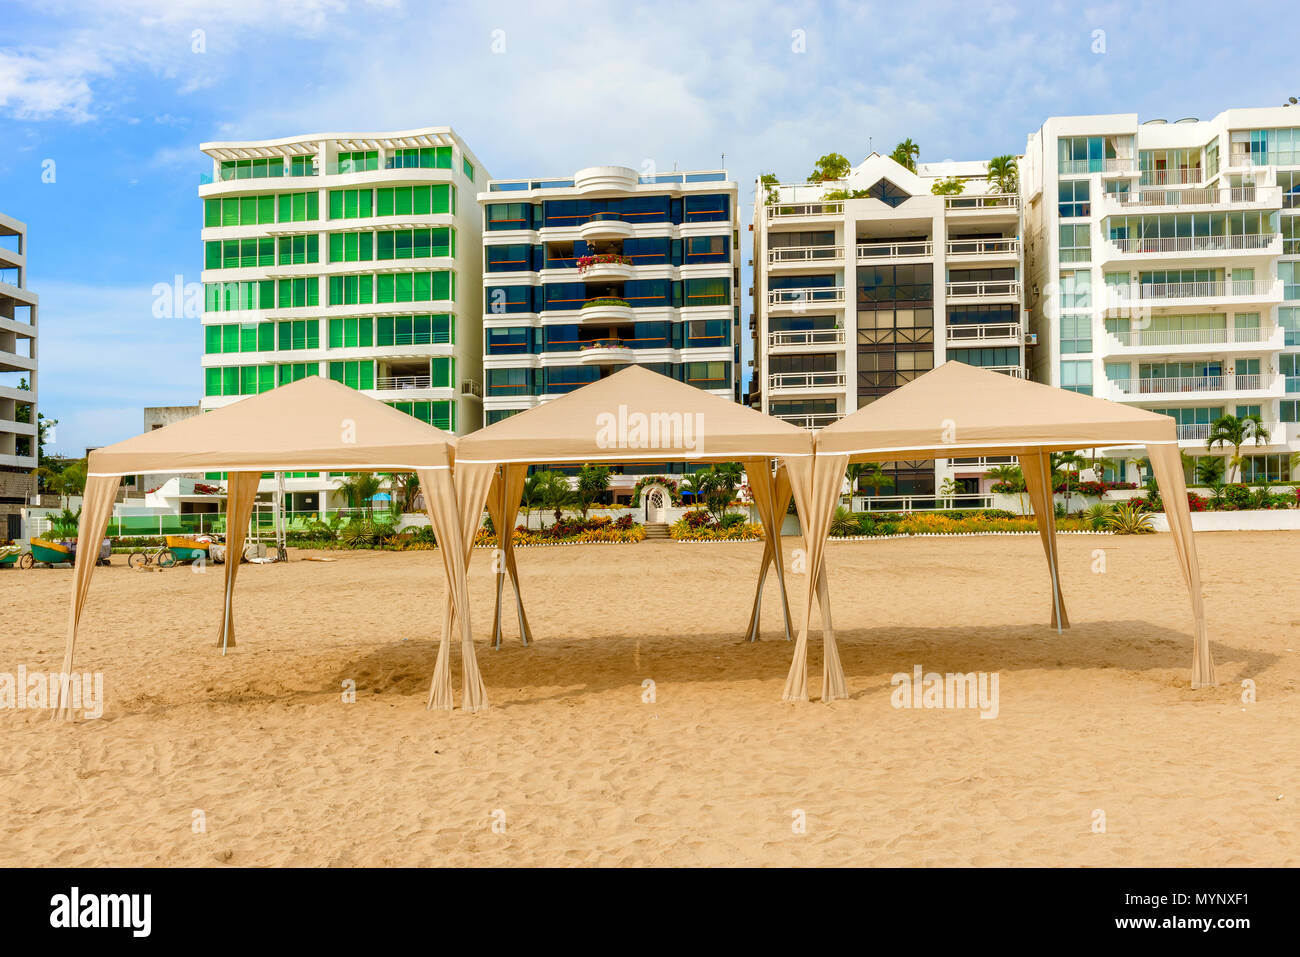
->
<box><xmin>642</xmin><ymin>484</ymin><xmax>669</xmax><ymax>524</ymax></box>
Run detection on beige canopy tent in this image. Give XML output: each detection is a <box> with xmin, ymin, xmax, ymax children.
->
<box><xmin>54</xmin><ymin>376</ymin><xmax>485</xmax><ymax>719</ymax></box>
<box><xmin>454</xmin><ymin>365</ymin><xmax>814</xmax><ymax>664</ymax></box>
<box><xmin>791</xmin><ymin>360</ymin><xmax>1216</xmax><ymax>702</ymax></box>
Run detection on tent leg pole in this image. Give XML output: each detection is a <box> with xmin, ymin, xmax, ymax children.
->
<box><xmin>772</xmin><ymin>555</ymin><xmax>794</xmax><ymax>642</ymax></box>
<box><xmin>494</xmin><ymin>572</ymin><xmax>505</xmax><ymax>650</ymax></box>
<box><xmin>749</xmin><ymin>562</ymin><xmax>768</xmax><ymax>643</ymax></box>
<box><xmin>513</xmin><ymin>569</ymin><xmax>528</xmax><ymax>647</ymax></box>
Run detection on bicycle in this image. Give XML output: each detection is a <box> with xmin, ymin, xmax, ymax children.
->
<box><xmin>127</xmin><ymin>545</ymin><xmax>176</xmax><ymax>569</ymax></box>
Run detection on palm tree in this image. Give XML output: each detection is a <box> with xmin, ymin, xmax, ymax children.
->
<box><xmin>1207</xmin><ymin>413</ymin><xmax>1270</xmax><ymax>482</ymax></box>
<box><xmin>333</xmin><ymin>473</ymin><xmax>383</xmax><ymax>517</ymax></box>
<box><xmin>1051</xmin><ymin>451</ymin><xmax>1089</xmax><ymax>515</ymax></box>
<box><xmin>857</xmin><ymin>462</ymin><xmax>895</xmax><ymax>500</ymax></box>
<box><xmin>532</xmin><ymin>470</ymin><xmax>574</xmax><ymax>527</ymax></box>
<box><xmin>986</xmin><ymin>463</ymin><xmax>1026</xmax><ymax>514</ymax></box>
<box><xmin>843</xmin><ymin>463</ymin><xmax>865</xmax><ymax>505</ymax></box>
<box><xmin>986</xmin><ymin>154</ymin><xmax>1019</xmax><ymax>194</ymax></box>
<box><xmin>575</xmin><ymin>464</ymin><xmax>612</xmax><ymax>520</ymax></box>
<box><xmin>890</xmin><ymin>139</ymin><xmax>919</xmax><ymax>172</ymax></box>
<box><xmin>388</xmin><ymin>473</ymin><xmax>420</xmax><ymax>513</ymax></box>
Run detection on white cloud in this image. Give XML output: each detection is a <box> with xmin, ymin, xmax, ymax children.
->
<box><xmin>31</xmin><ymin>279</ymin><xmax>200</xmax><ymax>454</ymax></box>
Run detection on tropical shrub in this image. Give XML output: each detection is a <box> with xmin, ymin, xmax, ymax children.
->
<box><xmin>1104</xmin><ymin>502</ymin><xmax>1155</xmax><ymax>535</ymax></box>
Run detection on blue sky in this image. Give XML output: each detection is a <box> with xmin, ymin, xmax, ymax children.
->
<box><xmin>2</xmin><ymin>0</ymin><xmax>1296</xmax><ymax>455</ymax></box>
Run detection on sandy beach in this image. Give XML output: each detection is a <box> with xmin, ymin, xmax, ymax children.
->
<box><xmin>1</xmin><ymin>531</ymin><xmax>1297</xmax><ymax>867</ymax></box>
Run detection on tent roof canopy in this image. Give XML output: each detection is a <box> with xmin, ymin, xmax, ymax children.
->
<box><xmin>458</xmin><ymin>365</ymin><xmax>813</xmax><ymax>465</ymax></box>
<box><xmin>88</xmin><ymin>376</ymin><xmax>457</xmax><ymax>477</ymax></box>
<box><xmin>816</xmin><ymin>361</ymin><xmax>1177</xmax><ymax>462</ymax></box>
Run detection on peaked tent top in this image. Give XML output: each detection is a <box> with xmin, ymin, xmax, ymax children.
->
<box><xmin>88</xmin><ymin>376</ymin><xmax>457</xmax><ymax>476</ymax></box>
<box><xmin>816</xmin><ymin>361</ymin><xmax>1177</xmax><ymax>460</ymax></box>
<box><xmin>457</xmin><ymin>365</ymin><xmax>813</xmax><ymax>464</ymax></box>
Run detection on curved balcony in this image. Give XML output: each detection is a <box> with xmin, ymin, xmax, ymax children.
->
<box><xmin>576</xmin><ymin>256</ymin><xmax>636</xmax><ymax>282</ymax></box>
<box><xmin>573</xmin><ymin>166</ymin><xmax>639</xmax><ymax>192</ymax></box>
<box><xmin>576</xmin><ymin>340</ymin><xmax>636</xmax><ymax>364</ymax></box>
<box><xmin>578</xmin><ymin>215</ymin><xmax>636</xmax><ymax>241</ymax></box>
<box><xmin>577</xmin><ymin>297</ymin><xmax>635</xmax><ymax>322</ymax></box>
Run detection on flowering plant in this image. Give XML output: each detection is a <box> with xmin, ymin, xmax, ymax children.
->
<box><xmin>576</xmin><ymin>253</ymin><xmax>633</xmax><ymax>274</ymax></box>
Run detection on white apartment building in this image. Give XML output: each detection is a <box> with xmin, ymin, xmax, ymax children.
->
<box><xmin>0</xmin><ymin>211</ymin><xmax>38</xmax><ymax>534</ymax></box>
<box><xmin>1022</xmin><ymin>108</ymin><xmax>1300</xmax><ymax>485</ymax></box>
<box><xmin>751</xmin><ymin>153</ymin><xmax>1028</xmax><ymax>498</ymax></box>
<box><xmin>198</xmin><ymin>127</ymin><xmax>486</xmax><ymax>510</ymax></box>
<box><xmin>478</xmin><ymin>165</ymin><xmax>740</xmax><ymax>498</ymax></box>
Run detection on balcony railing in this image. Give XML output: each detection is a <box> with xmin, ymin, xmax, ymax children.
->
<box><xmin>1108</xmin><ymin>325</ymin><xmax>1272</xmax><ymax>347</ymax></box>
<box><xmin>773</xmin><ymin>412</ymin><xmax>839</xmax><ymax>430</ymax></box>
<box><xmin>946</xmin><ymin>238</ymin><xmax>1019</xmax><ymax>256</ymax></box>
<box><xmin>768</xmin><ymin>244</ymin><xmax>844</xmax><ymax>264</ymax></box>
<box><xmin>1113</xmin><ymin>186</ymin><xmax>1279</xmax><ymax>207</ymax></box>
<box><xmin>946</xmin><ymin>280</ymin><xmax>1021</xmax><ymax>300</ymax></box>
<box><xmin>1108</xmin><ymin>234</ymin><xmax>1276</xmax><ymax>254</ymax></box>
<box><xmin>768</xmin><ymin>371</ymin><xmax>846</xmax><ymax>391</ymax></box>
<box><xmin>768</xmin><ymin>328</ymin><xmax>846</xmax><ymax>347</ymax></box>
<box><xmin>1111</xmin><ymin>279</ymin><xmax>1278</xmax><ymax>301</ymax></box>
<box><xmin>1060</xmin><ymin>157</ymin><xmax>1137</xmax><ymax>175</ymax></box>
<box><xmin>945</xmin><ymin>194</ymin><xmax>1017</xmax><ymax>211</ymax></box>
<box><xmin>767</xmin><ymin>286</ymin><xmax>846</xmax><ymax>306</ymax></box>
<box><xmin>856</xmin><ymin>240</ymin><xmax>933</xmax><ymax>259</ymax></box>
<box><xmin>856</xmin><ymin>494</ymin><xmax>995</xmax><ymax>512</ymax></box>
<box><xmin>1111</xmin><ymin>373</ymin><xmax>1271</xmax><ymax>395</ymax></box>
<box><xmin>947</xmin><ymin>455</ymin><xmax>1017</xmax><ymax>467</ymax></box>
<box><xmin>947</xmin><ymin>322</ymin><xmax>1022</xmax><ymax>342</ymax></box>
<box><xmin>1176</xmin><ymin>423</ymin><xmax>1211</xmax><ymax>441</ymax></box>
<box><xmin>767</xmin><ymin>201</ymin><xmax>844</xmax><ymax>220</ymax></box>
<box><xmin>375</xmin><ymin>375</ymin><xmax>433</xmax><ymax>390</ymax></box>
<box><xmin>1138</xmin><ymin>168</ymin><xmax>1203</xmax><ymax>186</ymax></box>
<box><xmin>984</xmin><ymin>365</ymin><xmax>1026</xmax><ymax>377</ymax></box>
<box><xmin>1229</xmin><ymin>150</ymin><xmax>1300</xmax><ymax>169</ymax></box>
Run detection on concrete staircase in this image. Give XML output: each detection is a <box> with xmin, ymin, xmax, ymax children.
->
<box><xmin>642</xmin><ymin>523</ymin><xmax>671</xmax><ymax>540</ymax></box>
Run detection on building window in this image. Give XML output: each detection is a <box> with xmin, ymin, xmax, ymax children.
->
<box><xmin>1059</xmin><ymin>313</ymin><xmax>1092</xmax><ymax>354</ymax></box>
<box><xmin>1058</xmin><ymin>180</ymin><xmax>1090</xmax><ymax>218</ymax></box>
<box><xmin>1060</xmin><ymin>359</ymin><xmax>1092</xmax><ymax>394</ymax></box>
<box><xmin>1059</xmin><ymin>224</ymin><xmax>1090</xmax><ymax>264</ymax></box>
<box><xmin>866</xmin><ymin>178</ymin><xmax>909</xmax><ymax>208</ymax></box>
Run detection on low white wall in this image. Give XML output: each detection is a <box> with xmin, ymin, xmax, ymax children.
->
<box><xmin>1148</xmin><ymin>510</ymin><xmax>1300</xmax><ymax>532</ymax></box>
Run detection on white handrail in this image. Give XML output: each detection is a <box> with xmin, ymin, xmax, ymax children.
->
<box><xmin>768</xmin><ymin>328</ymin><xmax>846</xmax><ymax>347</ymax></box>
<box><xmin>856</xmin><ymin>240</ymin><xmax>933</xmax><ymax>259</ymax></box>
<box><xmin>946</xmin><ymin>280</ymin><xmax>1021</xmax><ymax>299</ymax></box>
<box><xmin>767</xmin><ymin>286</ymin><xmax>846</xmax><ymax>305</ymax></box>
<box><xmin>768</xmin><ymin>371</ymin><xmax>846</xmax><ymax>390</ymax></box>
<box><xmin>1109</xmin><ymin>234</ymin><xmax>1276</xmax><ymax>254</ymax></box>
<box><xmin>768</xmin><ymin>244</ymin><xmax>844</xmax><ymax>263</ymax></box>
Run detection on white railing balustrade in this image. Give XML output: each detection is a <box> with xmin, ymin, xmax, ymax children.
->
<box><xmin>768</xmin><ymin>371</ymin><xmax>847</xmax><ymax>391</ymax></box>
<box><xmin>768</xmin><ymin>328</ymin><xmax>846</xmax><ymax>347</ymax></box>
<box><xmin>768</xmin><ymin>245</ymin><xmax>844</xmax><ymax>263</ymax></box>
<box><xmin>946</xmin><ymin>238</ymin><xmax>1019</xmax><ymax>256</ymax></box>
<box><xmin>767</xmin><ymin>286</ymin><xmax>846</xmax><ymax>306</ymax></box>
<box><xmin>856</xmin><ymin>240</ymin><xmax>933</xmax><ymax>259</ymax></box>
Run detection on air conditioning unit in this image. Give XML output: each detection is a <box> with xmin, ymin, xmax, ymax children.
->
<box><xmin>1024</xmin><ymin>332</ymin><xmax>1038</xmax><ymax>346</ymax></box>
